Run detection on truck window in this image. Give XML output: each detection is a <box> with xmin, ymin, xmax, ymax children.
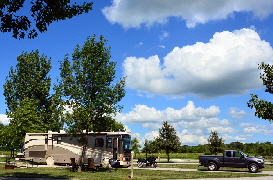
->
<box><xmin>226</xmin><ymin>151</ymin><xmax>231</xmax><ymax>157</ymax></box>
<box><xmin>234</xmin><ymin>151</ymin><xmax>241</xmax><ymax>157</ymax></box>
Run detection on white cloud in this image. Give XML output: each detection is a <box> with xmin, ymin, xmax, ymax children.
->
<box><xmin>115</xmin><ymin>101</ymin><xmax>220</xmax><ymax>125</ymax></box>
<box><xmin>134</xmin><ymin>42</ymin><xmax>143</xmax><ymax>48</ymax></box>
<box><xmin>0</xmin><ymin>114</ymin><xmax>10</xmax><ymax>125</ymax></box>
<box><xmin>159</xmin><ymin>31</ymin><xmax>169</xmax><ymax>41</ymax></box>
<box><xmin>240</xmin><ymin>123</ymin><xmax>273</xmax><ymax>136</ymax></box>
<box><xmin>222</xmin><ymin>134</ymin><xmax>248</xmax><ymax>144</ymax></box>
<box><xmin>102</xmin><ymin>0</ymin><xmax>273</xmax><ymax>29</ymax></box>
<box><xmin>228</xmin><ymin>107</ymin><xmax>249</xmax><ymax>119</ymax></box>
<box><xmin>158</xmin><ymin>45</ymin><xmax>165</xmax><ymax>49</ymax></box>
<box><xmin>178</xmin><ymin>130</ymin><xmax>208</xmax><ymax>145</ymax></box>
<box><xmin>178</xmin><ymin>117</ymin><xmax>231</xmax><ymax>129</ymax></box>
<box><xmin>123</xmin><ymin>28</ymin><xmax>273</xmax><ymax>98</ymax></box>
<box><xmin>208</xmin><ymin>126</ymin><xmax>239</xmax><ymax>134</ymax></box>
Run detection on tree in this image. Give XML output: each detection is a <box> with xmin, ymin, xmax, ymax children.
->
<box><xmin>228</xmin><ymin>141</ymin><xmax>244</xmax><ymax>151</ymax></box>
<box><xmin>0</xmin><ymin>0</ymin><xmax>93</xmax><ymax>39</ymax></box>
<box><xmin>248</xmin><ymin>62</ymin><xmax>273</xmax><ymax>122</ymax></box>
<box><xmin>131</xmin><ymin>138</ymin><xmax>141</xmax><ymax>158</ymax></box>
<box><xmin>207</xmin><ymin>131</ymin><xmax>224</xmax><ymax>155</ymax></box>
<box><xmin>59</xmin><ymin>35</ymin><xmax>126</xmax><ymax>171</ymax></box>
<box><xmin>3</xmin><ymin>50</ymin><xmax>63</xmax><ymax>150</ymax></box>
<box><xmin>141</xmin><ymin>139</ymin><xmax>157</xmax><ymax>158</ymax></box>
<box><xmin>155</xmin><ymin>121</ymin><xmax>181</xmax><ymax>162</ymax></box>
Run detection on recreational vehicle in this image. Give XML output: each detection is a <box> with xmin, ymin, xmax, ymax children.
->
<box><xmin>24</xmin><ymin>131</ymin><xmax>132</xmax><ymax>167</ymax></box>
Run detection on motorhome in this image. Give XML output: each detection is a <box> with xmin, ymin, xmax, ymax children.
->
<box><xmin>24</xmin><ymin>130</ymin><xmax>132</xmax><ymax>167</ymax></box>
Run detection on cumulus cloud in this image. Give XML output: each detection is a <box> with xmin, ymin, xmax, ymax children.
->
<box><xmin>123</xmin><ymin>28</ymin><xmax>273</xmax><ymax>98</ymax></box>
<box><xmin>115</xmin><ymin>101</ymin><xmax>220</xmax><ymax>125</ymax></box>
<box><xmin>0</xmin><ymin>114</ymin><xmax>10</xmax><ymax>125</ymax></box>
<box><xmin>159</xmin><ymin>31</ymin><xmax>169</xmax><ymax>41</ymax></box>
<box><xmin>102</xmin><ymin>0</ymin><xmax>273</xmax><ymax>29</ymax></box>
<box><xmin>228</xmin><ymin>107</ymin><xmax>249</xmax><ymax>119</ymax></box>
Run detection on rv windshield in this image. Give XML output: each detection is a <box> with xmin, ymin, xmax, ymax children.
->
<box><xmin>122</xmin><ymin>134</ymin><xmax>131</xmax><ymax>150</ymax></box>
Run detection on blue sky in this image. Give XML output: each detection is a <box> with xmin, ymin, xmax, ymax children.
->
<box><xmin>1</xmin><ymin>0</ymin><xmax>273</xmax><ymax>147</ymax></box>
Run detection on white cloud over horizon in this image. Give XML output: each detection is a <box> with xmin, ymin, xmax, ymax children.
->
<box><xmin>0</xmin><ymin>114</ymin><xmax>10</xmax><ymax>125</ymax></box>
<box><xmin>123</xmin><ymin>28</ymin><xmax>273</xmax><ymax>98</ymax></box>
<box><xmin>116</xmin><ymin>101</ymin><xmax>220</xmax><ymax>124</ymax></box>
<box><xmin>102</xmin><ymin>0</ymin><xmax>273</xmax><ymax>29</ymax></box>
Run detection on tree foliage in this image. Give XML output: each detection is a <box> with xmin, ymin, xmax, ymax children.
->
<box><xmin>3</xmin><ymin>50</ymin><xmax>63</xmax><ymax>150</ymax></box>
<box><xmin>141</xmin><ymin>139</ymin><xmax>158</xmax><ymax>158</ymax></box>
<box><xmin>59</xmin><ymin>35</ymin><xmax>126</xmax><ymax>171</ymax></box>
<box><xmin>207</xmin><ymin>130</ymin><xmax>224</xmax><ymax>155</ymax></box>
<box><xmin>0</xmin><ymin>0</ymin><xmax>93</xmax><ymax>39</ymax></box>
<box><xmin>248</xmin><ymin>62</ymin><xmax>273</xmax><ymax>122</ymax></box>
<box><xmin>155</xmin><ymin>121</ymin><xmax>181</xmax><ymax>162</ymax></box>
<box><xmin>131</xmin><ymin>137</ymin><xmax>141</xmax><ymax>158</ymax></box>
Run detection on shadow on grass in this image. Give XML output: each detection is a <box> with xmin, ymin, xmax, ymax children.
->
<box><xmin>197</xmin><ymin>168</ymin><xmax>264</xmax><ymax>173</ymax></box>
<box><xmin>0</xmin><ymin>172</ymin><xmax>72</xmax><ymax>179</ymax></box>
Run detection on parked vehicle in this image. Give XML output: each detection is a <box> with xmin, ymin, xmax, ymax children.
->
<box><xmin>137</xmin><ymin>155</ymin><xmax>157</xmax><ymax>168</ymax></box>
<box><xmin>199</xmin><ymin>150</ymin><xmax>264</xmax><ymax>173</ymax></box>
<box><xmin>24</xmin><ymin>130</ymin><xmax>132</xmax><ymax>167</ymax></box>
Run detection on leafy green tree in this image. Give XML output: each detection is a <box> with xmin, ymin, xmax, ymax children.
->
<box><xmin>3</xmin><ymin>50</ymin><xmax>63</xmax><ymax>150</ymax></box>
<box><xmin>207</xmin><ymin>131</ymin><xmax>224</xmax><ymax>155</ymax></box>
<box><xmin>131</xmin><ymin>137</ymin><xmax>141</xmax><ymax>158</ymax></box>
<box><xmin>155</xmin><ymin>121</ymin><xmax>181</xmax><ymax>162</ymax></box>
<box><xmin>142</xmin><ymin>139</ymin><xmax>156</xmax><ymax>158</ymax></box>
<box><xmin>59</xmin><ymin>35</ymin><xmax>126</xmax><ymax>171</ymax></box>
<box><xmin>248</xmin><ymin>62</ymin><xmax>273</xmax><ymax>121</ymax></box>
<box><xmin>0</xmin><ymin>0</ymin><xmax>93</xmax><ymax>39</ymax></box>
<box><xmin>228</xmin><ymin>141</ymin><xmax>244</xmax><ymax>151</ymax></box>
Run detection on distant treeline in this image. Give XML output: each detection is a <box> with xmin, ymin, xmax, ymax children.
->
<box><xmin>179</xmin><ymin>141</ymin><xmax>273</xmax><ymax>157</ymax></box>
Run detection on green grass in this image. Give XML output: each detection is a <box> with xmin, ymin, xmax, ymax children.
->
<box><xmin>0</xmin><ymin>163</ymin><xmax>271</xmax><ymax>179</ymax></box>
<box><xmin>0</xmin><ymin>152</ymin><xmax>272</xmax><ymax>179</ymax></box>
<box><xmin>156</xmin><ymin>163</ymin><xmax>273</xmax><ymax>171</ymax></box>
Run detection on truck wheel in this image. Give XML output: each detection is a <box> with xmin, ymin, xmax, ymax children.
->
<box><xmin>248</xmin><ymin>163</ymin><xmax>259</xmax><ymax>173</ymax></box>
<box><xmin>207</xmin><ymin>162</ymin><xmax>218</xmax><ymax>171</ymax></box>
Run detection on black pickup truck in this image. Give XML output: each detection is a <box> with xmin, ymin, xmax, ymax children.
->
<box><xmin>199</xmin><ymin>150</ymin><xmax>264</xmax><ymax>173</ymax></box>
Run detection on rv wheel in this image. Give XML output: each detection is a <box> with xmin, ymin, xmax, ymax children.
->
<box><xmin>102</xmin><ymin>158</ymin><xmax>111</xmax><ymax>168</ymax></box>
<box><xmin>46</xmin><ymin>156</ymin><xmax>54</xmax><ymax>166</ymax></box>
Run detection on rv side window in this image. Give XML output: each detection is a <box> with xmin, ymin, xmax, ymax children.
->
<box><xmin>57</xmin><ymin>137</ymin><xmax>62</xmax><ymax>144</ymax></box>
<box><xmin>107</xmin><ymin>138</ymin><xmax>112</xmax><ymax>148</ymax></box>
<box><xmin>95</xmin><ymin>138</ymin><xmax>104</xmax><ymax>147</ymax></box>
<box><xmin>45</xmin><ymin>135</ymin><xmax>48</xmax><ymax>144</ymax></box>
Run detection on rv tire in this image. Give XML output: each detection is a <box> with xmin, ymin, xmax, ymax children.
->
<box><xmin>46</xmin><ymin>156</ymin><xmax>54</xmax><ymax>166</ymax></box>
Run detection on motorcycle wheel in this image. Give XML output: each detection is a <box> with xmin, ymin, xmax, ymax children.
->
<box><xmin>151</xmin><ymin>162</ymin><xmax>157</xmax><ymax>168</ymax></box>
<box><xmin>137</xmin><ymin>162</ymin><xmax>143</xmax><ymax>168</ymax></box>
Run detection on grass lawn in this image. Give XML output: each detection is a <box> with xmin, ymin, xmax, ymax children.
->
<box><xmin>0</xmin><ymin>163</ymin><xmax>271</xmax><ymax>179</ymax></box>
<box><xmin>156</xmin><ymin>163</ymin><xmax>273</xmax><ymax>171</ymax></box>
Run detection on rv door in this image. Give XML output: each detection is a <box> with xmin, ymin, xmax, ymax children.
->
<box><xmin>113</xmin><ymin>138</ymin><xmax>118</xmax><ymax>159</ymax></box>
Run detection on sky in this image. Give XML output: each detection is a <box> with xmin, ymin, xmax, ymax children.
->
<box><xmin>1</xmin><ymin>0</ymin><xmax>273</xmax><ymax>147</ymax></box>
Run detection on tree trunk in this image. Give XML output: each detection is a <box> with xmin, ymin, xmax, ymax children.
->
<box><xmin>166</xmin><ymin>150</ymin><xmax>170</xmax><ymax>163</ymax></box>
<box><xmin>79</xmin><ymin>130</ymin><xmax>89</xmax><ymax>172</ymax></box>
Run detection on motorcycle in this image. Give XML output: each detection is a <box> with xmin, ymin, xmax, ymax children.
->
<box><xmin>137</xmin><ymin>155</ymin><xmax>157</xmax><ymax>168</ymax></box>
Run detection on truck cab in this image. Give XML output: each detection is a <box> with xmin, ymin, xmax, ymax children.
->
<box><xmin>199</xmin><ymin>150</ymin><xmax>264</xmax><ymax>173</ymax></box>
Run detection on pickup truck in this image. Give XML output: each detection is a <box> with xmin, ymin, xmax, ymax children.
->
<box><xmin>199</xmin><ymin>150</ymin><xmax>264</xmax><ymax>173</ymax></box>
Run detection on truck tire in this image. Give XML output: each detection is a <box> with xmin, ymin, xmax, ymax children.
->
<box><xmin>248</xmin><ymin>163</ymin><xmax>259</xmax><ymax>173</ymax></box>
<box><xmin>207</xmin><ymin>162</ymin><xmax>218</xmax><ymax>171</ymax></box>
